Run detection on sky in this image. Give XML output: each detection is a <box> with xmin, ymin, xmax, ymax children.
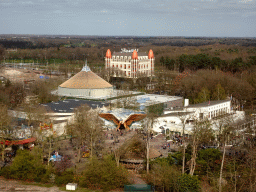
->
<box><xmin>0</xmin><ymin>0</ymin><xmax>256</xmax><ymax>37</ymax></box>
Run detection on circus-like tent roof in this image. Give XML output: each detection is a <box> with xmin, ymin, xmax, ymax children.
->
<box><xmin>59</xmin><ymin>65</ymin><xmax>113</xmax><ymax>89</ymax></box>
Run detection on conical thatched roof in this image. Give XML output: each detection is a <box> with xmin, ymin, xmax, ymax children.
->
<box><xmin>59</xmin><ymin>66</ymin><xmax>112</xmax><ymax>89</ymax></box>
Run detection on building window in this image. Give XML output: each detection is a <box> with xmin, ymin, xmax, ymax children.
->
<box><xmin>199</xmin><ymin>113</ymin><xmax>204</xmax><ymax>120</ymax></box>
<box><xmin>121</xmin><ymin>64</ymin><xmax>122</xmax><ymax>68</ymax></box>
<box><xmin>124</xmin><ymin>64</ymin><xmax>126</xmax><ymax>69</ymax></box>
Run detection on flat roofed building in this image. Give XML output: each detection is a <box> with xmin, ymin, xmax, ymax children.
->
<box><xmin>186</xmin><ymin>100</ymin><xmax>231</xmax><ymax>120</ymax></box>
<box><xmin>105</xmin><ymin>48</ymin><xmax>155</xmax><ymax>78</ymax></box>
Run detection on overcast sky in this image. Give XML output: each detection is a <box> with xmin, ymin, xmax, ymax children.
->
<box><xmin>0</xmin><ymin>0</ymin><xmax>255</xmax><ymax>37</ymax></box>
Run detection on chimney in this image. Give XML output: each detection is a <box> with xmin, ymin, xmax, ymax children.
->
<box><xmin>184</xmin><ymin>99</ymin><xmax>189</xmax><ymax>107</ymax></box>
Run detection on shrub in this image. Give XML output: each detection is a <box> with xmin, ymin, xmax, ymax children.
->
<box><xmin>0</xmin><ymin>150</ymin><xmax>49</xmax><ymax>183</ymax></box>
<box><xmin>79</xmin><ymin>156</ymin><xmax>130</xmax><ymax>191</ymax></box>
<box><xmin>55</xmin><ymin>170</ymin><xmax>74</xmax><ymax>186</ymax></box>
<box><xmin>146</xmin><ymin>163</ymin><xmax>180</xmax><ymax>192</ymax></box>
<box><xmin>177</xmin><ymin>174</ymin><xmax>200</xmax><ymax>192</ymax></box>
<box><xmin>0</xmin><ymin>166</ymin><xmax>12</xmax><ymax>179</ymax></box>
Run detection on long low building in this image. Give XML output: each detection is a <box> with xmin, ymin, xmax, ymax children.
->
<box><xmin>186</xmin><ymin>100</ymin><xmax>231</xmax><ymax>120</ymax></box>
<box><xmin>153</xmin><ymin>99</ymin><xmax>245</xmax><ymax>136</ymax></box>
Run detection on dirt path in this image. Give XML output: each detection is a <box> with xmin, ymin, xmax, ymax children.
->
<box><xmin>128</xmin><ymin>170</ymin><xmax>147</xmax><ymax>185</ymax></box>
<box><xmin>0</xmin><ymin>177</ymin><xmax>64</xmax><ymax>192</ymax></box>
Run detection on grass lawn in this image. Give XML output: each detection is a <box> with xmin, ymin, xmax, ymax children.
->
<box><xmin>19</xmin><ymin>181</ymin><xmax>55</xmax><ymax>188</ymax></box>
<box><xmin>20</xmin><ymin>181</ymin><xmax>102</xmax><ymax>192</ymax></box>
<box><xmin>59</xmin><ymin>186</ymin><xmax>102</xmax><ymax>192</ymax></box>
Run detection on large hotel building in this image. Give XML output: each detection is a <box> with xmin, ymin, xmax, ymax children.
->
<box><xmin>105</xmin><ymin>48</ymin><xmax>155</xmax><ymax>78</ymax></box>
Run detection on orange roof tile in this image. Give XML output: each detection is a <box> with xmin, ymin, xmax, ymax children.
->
<box><xmin>148</xmin><ymin>49</ymin><xmax>154</xmax><ymax>59</ymax></box>
<box><xmin>106</xmin><ymin>49</ymin><xmax>112</xmax><ymax>58</ymax></box>
<box><xmin>132</xmin><ymin>50</ymin><xmax>138</xmax><ymax>60</ymax></box>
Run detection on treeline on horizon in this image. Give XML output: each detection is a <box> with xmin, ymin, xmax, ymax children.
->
<box><xmin>1</xmin><ymin>39</ymin><xmax>256</xmax><ymax>110</ymax></box>
<box><xmin>160</xmin><ymin>53</ymin><xmax>256</xmax><ymax>73</ymax></box>
<box><xmin>1</xmin><ymin>36</ymin><xmax>256</xmax><ymax>49</ymax></box>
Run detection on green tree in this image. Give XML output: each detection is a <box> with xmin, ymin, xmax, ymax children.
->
<box><xmin>194</xmin><ymin>87</ymin><xmax>210</xmax><ymax>104</ymax></box>
<box><xmin>1</xmin><ymin>150</ymin><xmax>48</xmax><ymax>182</ymax></box>
<box><xmin>147</xmin><ymin>162</ymin><xmax>180</xmax><ymax>192</ymax></box>
<box><xmin>177</xmin><ymin>174</ymin><xmax>200</xmax><ymax>192</ymax></box>
<box><xmin>196</xmin><ymin>148</ymin><xmax>221</xmax><ymax>176</ymax></box>
<box><xmin>80</xmin><ymin>156</ymin><xmax>129</xmax><ymax>191</ymax></box>
<box><xmin>212</xmin><ymin>84</ymin><xmax>226</xmax><ymax>100</ymax></box>
<box><xmin>160</xmin><ymin>56</ymin><xmax>165</xmax><ymax>66</ymax></box>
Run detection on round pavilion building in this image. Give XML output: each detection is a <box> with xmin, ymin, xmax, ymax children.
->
<box><xmin>58</xmin><ymin>65</ymin><xmax>113</xmax><ymax>98</ymax></box>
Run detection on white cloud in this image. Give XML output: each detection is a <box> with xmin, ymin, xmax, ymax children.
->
<box><xmin>53</xmin><ymin>10</ymin><xmax>63</xmax><ymax>14</ymax></box>
<box><xmin>239</xmin><ymin>0</ymin><xmax>253</xmax><ymax>3</ymax></box>
<box><xmin>20</xmin><ymin>1</ymin><xmax>34</xmax><ymax>4</ymax></box>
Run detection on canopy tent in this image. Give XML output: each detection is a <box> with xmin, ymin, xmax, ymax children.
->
<box><xmin>49</xmin><ymin>154</ymin><xmax>62</xmax><ymax>162</ymax></box>
<box><xmin>0</xmin><ymin>137</ymin><xmax>36</xmax><ymax>146</ymax></box>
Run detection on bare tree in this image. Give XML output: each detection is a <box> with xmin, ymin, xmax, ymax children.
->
<box><xmin>177</xmin><ymin>112</ymin><xmax>189</xmax><ymax>175</ymax></box>
<box><xmin>22</xmin><ymin>99</ymin><xmax>47</xmax><ymax>137</ymax></box>
<box><xmin>215</xmin><ymin>117</ymin><xmax>234</xmax><ymax>192</ymax></box>
<box><xmin>0</xmin><ymin>104</ymin><xmax>11</xmax><ymax>161</ymax></box>
<box><xmin>189</xmin><ymin>120</ymin><xmax>213</xmax><ymax>175</ymax></box>
<box><xmin>67</xmin><ymin>104</ymin><xmax>104</xmax><ymax>162</ymax></box>
<box><xmin>142</xmin><ymin>109</ymin><xmax>158</xmax><ymax>174</ymax></box>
